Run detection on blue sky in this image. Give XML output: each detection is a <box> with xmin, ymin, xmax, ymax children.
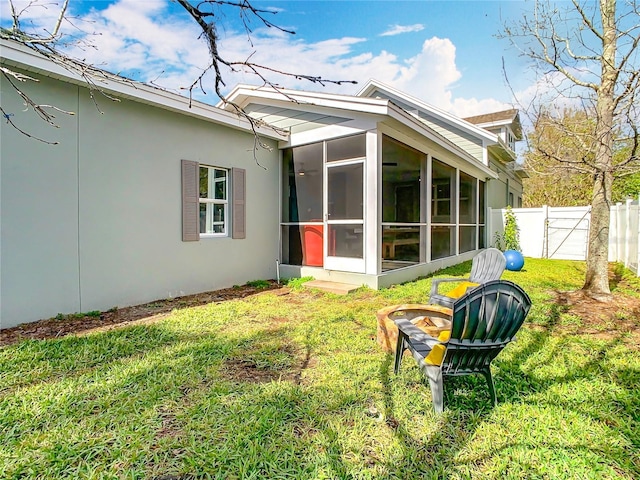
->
<box><xmin>2</xmin><ymin>0</ymin><xmax>537</xmax><ymax>117</ymax></box>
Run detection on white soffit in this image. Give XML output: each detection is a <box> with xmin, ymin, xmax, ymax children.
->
<box><xmin>244</xmin><ymin>104</ymin><xmax>351</xmax><ymax>134</ymax></box>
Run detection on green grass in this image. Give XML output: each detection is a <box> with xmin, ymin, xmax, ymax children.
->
<box><xmin>1</xmin><ymin>259</ymin><xmax>639</xmax><ymax>479</ymax></box>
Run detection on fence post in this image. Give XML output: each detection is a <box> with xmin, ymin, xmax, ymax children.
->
<box><xmin>625</xmin><ymin>198</ymin><xmax>633</xmax><ymax>268</ymax></box>
<box><xmin>611</xmin><ymin>203</ymin><xmax>618</xmax><ymax>262</ymax></box>
<box><xmin>637</xmin><ymin>195</ymin><xmax>640</xmax><ymax>276</ymax></box>
<box><xmin>615</xmin><ymin>202</ymin><xmax>622</xmax><ymax>264</ymax></box>
<box><xmin>542</xmin><ymin>204</ymin><xmax>549</xmax><ymax>258</ymax></box>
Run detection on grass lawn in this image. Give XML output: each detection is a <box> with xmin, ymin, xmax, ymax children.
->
<box><xmin>1</xmin><ymin>258</ymin><xmax>639</xmax><ymax>479</ymax></box>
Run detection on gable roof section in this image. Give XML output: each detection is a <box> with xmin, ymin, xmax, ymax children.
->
<box><xmin>224</xmin><ymin>84</ymin><xmax>498</xmax><ymax>179</ymax></box>
<box><xmin>0</xmin><ymin>39</ymin><xmax>284</xmax><ymax>140</ymax></box>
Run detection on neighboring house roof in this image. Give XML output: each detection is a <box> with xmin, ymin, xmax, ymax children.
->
<box><xmin>223</xmin><ymin>84</ymin><xmax>498</xmax><ymax>179</ymax></box>
<box><xmin>464</xmin><ymin>109</ymin><xmax>523</xmax><ymax>139</ymax></box>
<box><xmin>0</xmin><ymin>39</ymin><xmax>284</xmax><ymax>139</ymax></box>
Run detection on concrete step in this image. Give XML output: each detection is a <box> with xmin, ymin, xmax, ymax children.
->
<box><xmin>303</xmin><ymin>280</ymin><xmax>360</xmax><ymax>295</ymax></box>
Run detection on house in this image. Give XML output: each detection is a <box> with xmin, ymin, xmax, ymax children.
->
<box><xmin>0</xmin><ymin>39</ymin><xmax>524</xmax><ymax>329</ymax></box>
<box><xmin>222</xmin><ymin>80</ymin><xmax>524</xmax><ymax>288</ymax></box>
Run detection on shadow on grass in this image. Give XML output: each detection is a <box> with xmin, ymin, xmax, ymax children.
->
<box><xmin>1</xmin><ymin>320</ymin><xmax>363</xmax><ymax>479</ymax></box>
<box><xmin>375</xmin><ymin>296</ymin><xmax>640</xmax><ymax>478</ymax></box>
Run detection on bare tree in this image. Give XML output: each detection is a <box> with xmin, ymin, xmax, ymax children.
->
<box><xmin>502</xmin><ymin>0</ymin><xmax>640</xmax><ymax>297</ymax></box>
<box><xmin>524</xmin><ymin>108</ymin><xmax>640</xmax><ymax>207</ymax></box>
<box><xmin>1</xmin><ymin>0</ymin><xmax>355</xmax><ymax>145</ymax></box>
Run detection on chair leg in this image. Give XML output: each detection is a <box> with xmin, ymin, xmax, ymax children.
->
<box><xmin>482</xmin><ymin>368</ymin><xmax>497</xmax><ymax>406</ymax></box>
<box><xmin>393</xmin><ymin>334</ymin><xmax>405</xmax><ymax>374</ymax></box>
<box><xmin>425</xmin><ymin>369</ymin><xmax>444</xmax><ymax>413</ymax></box>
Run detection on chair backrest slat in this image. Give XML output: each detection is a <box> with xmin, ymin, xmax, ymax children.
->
<box><xmin>469</xmin><ymin>248</ymin><xmax>507</xmax><ymax>284</ymax></box>
<box><xmin>442</xmin><ymin>280</ymin><xmax>532</xmax><ymax>370</ymax></box>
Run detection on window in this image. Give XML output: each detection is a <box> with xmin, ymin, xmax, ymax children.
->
<box><xmin>182</xmin><ymin>160</ymin><xmax>245</xmax><ymax>242</ymax></box>
<box><xmin>458</xmin><ymin>172</ymin><xmax>477</xmax><ymax>254</ymax></box>
<box><xmin>431</xmin><ymin>160</ymin><xmax>455</xmax><ymax>224</ymax></box>
<box><xmin>431</xmin><ymin>159</ymin><xmax>456</xmax><ymax>260</ymax></box>
<box><xmin>381</xmin><ymin>136</ymin><xmax>423</xmax><ymax>264</ymax></box>
<box><xmin>199</xmin><ymin>166</ymin><xmax>228</xmax><ymax>235</ymax></box>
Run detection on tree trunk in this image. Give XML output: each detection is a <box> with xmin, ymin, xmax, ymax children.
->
<box><xmin>582</xmin><ymin>0</ymin><xmax>616</xmax><ymax>296</ymax></box>
<box><xmin>583</xmin><ymin>171</ymin><xmax>613</xmax><ymax>294</ymax></box>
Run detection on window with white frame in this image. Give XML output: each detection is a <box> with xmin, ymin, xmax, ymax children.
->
<box><xmin>507</xmin><ymin>130</ymin><xmax>516</xmax><ymax>151</ymax></box>
<box><xmin>199</xmin><ymin>166</ymin><xmax>228</xmax><ymax>235</ymax></box>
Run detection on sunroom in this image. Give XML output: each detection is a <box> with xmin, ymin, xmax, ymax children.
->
<box><xmin>223</xmin><ymin>83</ymin><xmax>502</xmax><ymax>289</ymax></box>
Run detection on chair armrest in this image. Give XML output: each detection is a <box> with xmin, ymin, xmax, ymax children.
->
<box><xmin>430</xmin><ymin>277</ymin><xmax>471</xmax><ymax>296</ymax></box>
<box><xmin>394</xmin><ymin>318</ymin><xmax>446</xmax><ymax>346</ymax></box>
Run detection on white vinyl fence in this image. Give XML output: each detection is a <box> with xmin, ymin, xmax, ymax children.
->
<box><xmin>488</xmin><ymin>197</ymin><xmax>640</xmax><ymax>275</ymax></box>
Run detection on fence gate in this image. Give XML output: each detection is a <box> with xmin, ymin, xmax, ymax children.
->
<box><xmin>543</xmin><ymin>207</ymin><xmax>591</xmax><ymax>260</ymax></box>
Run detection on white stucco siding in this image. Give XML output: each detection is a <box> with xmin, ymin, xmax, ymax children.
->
<box><xmin>77</xmin><ymin>97</ymin><xmax>279</xmax><ymax>312</ymax></box>
<box><xmin>1</xmin><ymin>69</ymin><xmax>279</xmax><ymax>328</ymax></box>
<box><xmin>1</xmin><ymin>73</ymin><xmax>82</xmax><ymax>326</ymax></box>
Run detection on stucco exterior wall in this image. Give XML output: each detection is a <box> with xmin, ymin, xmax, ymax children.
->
<box><xmin>1</xmin><ymin>70</ymin><xmax>279</xmax><ymax>328</ymax></box>
<box><xmin>1</xmin><ymin>71</ymin><xmax>82</xmax><ymax>325</ymax></box>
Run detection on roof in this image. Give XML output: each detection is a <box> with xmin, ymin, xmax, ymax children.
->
<box><xmin>464</xmin><ymin>109</ymin><xmax>522</xmax><ymax>139</ymax></box>
<box><xmin>224</xmin><ymin>84</ymin><xmax>498</xmax><ymax>180</ymax></box>
<box><xmin>464</xmin><ymin>109</ymin><xmax>518</xmax><ymax>125</ymax></box>
<box><xmin>0</xmin><ymin>39</ymin><xmax>285</xmax><ymax>140</ymax></box>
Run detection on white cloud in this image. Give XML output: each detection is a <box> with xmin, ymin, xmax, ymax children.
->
<box><xmin>8</xmin><ymin>0</ymin><xmax>514</xmax><ymax>117</ymax></box>
<box><xmin>380</xmin><ymin>24</ymin><xmax>425</xmax><ymax>37</ymax></box>
<box><xmin>512</xmin><ymin>70</ymin><xmax>593</xmax><ymax>121</ymax></box>
<box><xmin>451</xmin><ymin>97</ymin><xmax>512</xmax><ymax>118</ymax></box>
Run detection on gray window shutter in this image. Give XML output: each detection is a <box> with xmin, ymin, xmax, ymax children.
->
<box><xmin>182</xmin><ymin>159</ymin><xmax>200</xmax><ymax>242</ymax></box>
<box><xmin>232</xmin><ymin>167</ymin><xmax>246</xmax><ymax>239</ymax></box>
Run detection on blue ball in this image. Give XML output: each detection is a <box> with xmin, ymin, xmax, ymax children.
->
<box><xmin>503</xmin><ymin>250</ymin><xmax>525</xmax><ymax>271</ymax></box>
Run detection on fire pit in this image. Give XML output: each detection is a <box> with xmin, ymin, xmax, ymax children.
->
<box><xmin>376</xmin><ymin>303</ymin><xmax>452</xmax><ymax>353</ymax></box>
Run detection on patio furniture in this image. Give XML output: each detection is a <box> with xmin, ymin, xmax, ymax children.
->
<box><xmin>429</xmin><ymin>248</ymin><xmax>506</xmax><ymax>309</ymax></box>
<box><xmin>394</xmin><ymin>280</ymin><xmax>531</xmax><ymax>413</ymax></box>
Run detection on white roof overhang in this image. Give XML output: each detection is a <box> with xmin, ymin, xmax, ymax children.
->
<box><xmin>0</xmin><ymin>39</ymin><xmax>285</xmax><ymax>140</ymax></box>
<box><xmin>225</xmin><ymin>84</ymin><xmax>498</xmax><ymax>180</ymax></box>
<box><xmin>488</xmin><ymin>141</ymin><xmax>518</xmax><ymax>164</ymax></box>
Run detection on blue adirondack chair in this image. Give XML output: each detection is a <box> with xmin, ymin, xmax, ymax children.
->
<box><xmin>394</xmin><ymin>280</ymin><xmax>532</xmax><ymax>413</ymax></box>
<box><xmin>429</xmin><ymin>248</ymin><xmax>506</xmax><ymax>309</ymax></box>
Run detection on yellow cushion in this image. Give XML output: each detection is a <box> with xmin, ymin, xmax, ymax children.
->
<box><xmin>424</xmin><ymin>330</ymin><xmax>451</xmax><ymax>366</ymax></box>
<box><xmin>446</xmin><ymin>281</ymin><xmax>479</xmax><ymax>299</ymax></box>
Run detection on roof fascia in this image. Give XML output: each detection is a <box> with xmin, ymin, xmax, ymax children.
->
<box><xmin>223</xmin><ymin>84</ymin><xmax>390</xmax><ymax>115</ymax></box>
<box><xmin>473</xmin><ymin>115</ymin><xmax>523</xmax><ymax>140</ymax></box>
<box><xmin>0</xmin><ymin>39</ymin><xmax>285</xmax><ymax>140</ymax></box>
<box><xmin>358</xmin><ymin>79</ymin><xmax>498</xmax><ymax>143</ymax></box>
